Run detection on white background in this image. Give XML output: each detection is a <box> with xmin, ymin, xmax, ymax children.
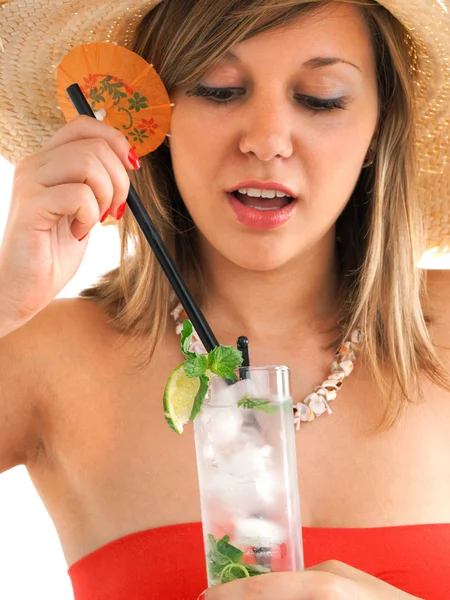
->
<box><xmin>0</xmin><ymin>152</ymin><xmax>449</xmax><ymax>600</ymax></box>
<box><xmin>0</xmin><ymin>156</ymin><xmax>121</xmax><ymax>600</ymax></box>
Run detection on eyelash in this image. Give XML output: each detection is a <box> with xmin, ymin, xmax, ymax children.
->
<box><xmin>188</xmin><ymin>85</ymin><xmax>348</xmax><ymax>112</ymax></box>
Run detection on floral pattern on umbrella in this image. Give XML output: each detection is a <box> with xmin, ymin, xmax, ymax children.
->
<box><xmin>57</xmin><ymin>42</ymin><xmax>172</xmax><ymax>156</ymax></box>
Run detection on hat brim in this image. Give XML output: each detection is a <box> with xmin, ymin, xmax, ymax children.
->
<box><xmin>0</xmin><ymin>0</ymin><xmax>448</xmax><ymax>250</ymax></box>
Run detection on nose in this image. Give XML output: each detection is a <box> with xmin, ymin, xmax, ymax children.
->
<box><xmin>239</xmin><ymin>92</ymin><xmax>294</xmax><ymax>161</ymax></box>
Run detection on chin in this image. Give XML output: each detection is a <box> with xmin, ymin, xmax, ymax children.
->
<box><xmin>199</xmin><ymin>220</ymin><xmax>317</xmax><ymax>273</ymax></box>
<box><xmin>219</xmin><ymin>242</ymin><xmax>299</xmax><ymax>273</ymax></box>
<box><xmin>236</xmin><ymin>259</ymin><xmax>291</xmax><ymax>272</ymax></box>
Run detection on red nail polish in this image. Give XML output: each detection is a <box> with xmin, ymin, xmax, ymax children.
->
<box><xmin>128</xmin><ymin>148</ymin><xmax>141</xmax><ymax>170</ymax></box>
<box><xmin>78</xmin><ymin>233</ymin><xmax>89</xmax><ymax>242</ymax></box>
<box><xmin>100</xmin><ymin>209</ymin><xmax>109</xmax><ymax>223</ymax></box>
<box><xmin>117</xmin><ymin>202</ymin><xmax>127</xmax><ymax>220</ymax></box>
<box><xmin>197</xmin><ymin>592</ymin><xmax>206</xmax><ymax>600</ymax></box>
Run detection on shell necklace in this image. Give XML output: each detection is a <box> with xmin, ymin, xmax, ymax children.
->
<box><xmin>171</xmin><ymin>304</ymin><xmax>362</xmax><ymax>430</ymax></box>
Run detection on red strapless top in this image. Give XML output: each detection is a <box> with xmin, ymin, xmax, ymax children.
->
<box><xmin>68</xmin><ymin>522</ymin><xmax>450</xmax><ymax>600</ymax></box>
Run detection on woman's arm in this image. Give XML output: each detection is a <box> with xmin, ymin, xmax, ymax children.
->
<box><xmin>199</xmin><ymin>560</ymin><xmax>423</xmax><ymax>599</ymax></box>
<box><xmin>0</xmin><ymin>309</ymin><xmax>46</xmax><ymax>474</ymax></box>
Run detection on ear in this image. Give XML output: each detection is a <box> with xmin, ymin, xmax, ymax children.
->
<box><xmin>370</xmin><ymin>126</ymin><xmax>380</xmax><ymax>151</ymax></box>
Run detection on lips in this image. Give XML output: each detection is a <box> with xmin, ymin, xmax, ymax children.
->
<box><xmin>227</xmin><ymin>180</ymin><xmax>297</xmax><ymax>198</ymax></box>
<box><xmin>227</xmin><ymin>192</ymin><xmax>297</xmax><ymax>230</ymax></box>
<box><xmin>233</xmin><ymin>191</ymin><xmax>292</xmax><ymax>210</ymax></box>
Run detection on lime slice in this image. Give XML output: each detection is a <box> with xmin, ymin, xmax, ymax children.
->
<box><xmin>220</xmin><ymin>563</ymin><xmax>250</xmax><ymax>583</ymax></box>
<box><xmin>163</xmin><ymin>363</ymin><xmax>201</xmax><ymax>434</ymax></box>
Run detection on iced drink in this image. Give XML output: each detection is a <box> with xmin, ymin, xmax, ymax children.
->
<box><xmin>193</xmin><ymin>366</ymin><xmax>304</xmax><ymax>586</ymax></box>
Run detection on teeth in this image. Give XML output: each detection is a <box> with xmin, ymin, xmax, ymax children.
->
<box><xmin>248</xmin><ymin>205</ymin><xmax>279</xmax><ymax>211</ymax></box>
<box><xmin>238</xmin><ymin>188</ymin><xmax>289</xmax><ymax>198</ymax></box>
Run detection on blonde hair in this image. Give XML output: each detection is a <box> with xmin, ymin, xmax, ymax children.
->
<box><xmin>80</xmin><ymin>0</ymin><xmax>450</xmax><ymax>427</ymax></box>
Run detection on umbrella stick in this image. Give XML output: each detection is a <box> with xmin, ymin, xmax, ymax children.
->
<box><xmin>66</xmin><ymin>83</ymin><xmax>219</xmax><ymax>353</ymax></box>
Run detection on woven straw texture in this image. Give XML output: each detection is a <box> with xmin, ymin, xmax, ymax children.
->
<box><xmin>0</xmin><ymin>0</ymin><xmax>449</xmax><ymax>249</ymax></box>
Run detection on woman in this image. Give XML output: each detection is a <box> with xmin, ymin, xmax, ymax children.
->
<box><xmin>0</xmin><ymin>0</ymin><xmax>449</xmax><ymax>598</ymax></box>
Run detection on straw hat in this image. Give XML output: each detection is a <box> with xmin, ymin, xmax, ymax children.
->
<box><xmin>0</xmin><ymin>0</ymin><xmax>449</xmax><ymax>252</ymax></box>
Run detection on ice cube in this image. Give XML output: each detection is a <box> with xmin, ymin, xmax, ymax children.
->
<box><xmin>260</xmin><ymin>444</ymin><xmax>273</xmax><ymax>457</ymax></box>
<box><xmin>247</xmin><ymin>370</ymin><xmax>272</xmax><ymax>400</ymax></box>
<box><xmin>202</xmin><ymin>441</ymin><xmax>215</xmax><ymax>461</ymax></box>
<box><xmin>234</xmin><ymin>517</ymin><xmax>286</xmax><ymax>546</ymax></box>
<box><xmin>227</xmin><ymin>441</ymin><xmax>272</xmax><ymax>478</ymax></box>
<box><xmin>211</xmin><ymin>378</ymin><xmax>260</xmax><ymax>407</ymax></box>
<box><xmin>255</xmin><ymin>468</ymin><xmax>279</xmax><ymax>505</ymax></box>
<box><xmin>205</xmin><ymin>473</ymin><xmax>269</xmax><ymax>517</ymax></box>
<box><xmin>203</xmin><ymin>404</ymin><xmax>243</xmax><ymax>445</ymax></box>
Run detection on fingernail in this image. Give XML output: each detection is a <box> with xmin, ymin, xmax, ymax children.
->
<box><xmin>78</xmin><ymin>233</ymin><xmax>89</xmax><ymax>242</ymax></box>
<box><xmin>197</xmin><ymin>592</ymin><xmax>206</xmax><ymax>600</ymax></box>
<box><xmin>117</xmin><ymin>202</ymin><xmax>127</xmax><ymax>220</ymax></box>
<box><xmin>128</xmin><ymin>148</ymin><xmax>141</xmax><ymax>170</ymax></box>
<box><xmin>100</xmin><ymin>209</ymin><xmax>109</xmax><ymax>224</ymax></box>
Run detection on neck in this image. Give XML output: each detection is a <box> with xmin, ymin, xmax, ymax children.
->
<box><xmin>199</xmin><ymin>237</ymin><xmax>342</xmax><ymax>346</ymax></box>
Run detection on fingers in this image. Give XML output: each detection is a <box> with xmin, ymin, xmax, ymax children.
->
<box><xmin>14</xmin><ymin>115</ymin><xmax>141</xmax><ymax>240</ymax></box>
<box><xmin>200</xmin><ymin>570</ymin><xmax>350</xmax><ymax>600</ymax></box>
<box><xmin>29</xmin><ymin>183</ymin><xmax>104</xmax><ymax>241</ymax></box>
<box><xmin>39</xmin><ymin>114</ymin><xmax>139</xmax><ymax>171</ymax></box>
<box><xmin>35</xmin><ymin>138</ymin><xmax>131</xmax><ymax>222</ymax></box>
<box><xmin>309</xmin><ymin>561</ymin><xmax>406</xmax><ymax>597</ymax></box>
<box><xmin>0</xmin><ymin>114</ymin><xmax>141</xmax><ymax>320</ymax></box>
<box><xmin>39</xmin><ymin>114</ymin><xmax>140</xmax><ymax>234</ymax></box>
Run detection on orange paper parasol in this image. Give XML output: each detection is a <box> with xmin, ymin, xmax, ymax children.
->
<box><xmin>57</xmin><ymin>42</ymin><xmax>172</xmax><ymax>156</ymax></box>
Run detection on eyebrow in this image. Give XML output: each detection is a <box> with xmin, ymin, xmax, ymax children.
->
<box><xmin>303</xmin><ymin>56</ymin><xmax>362</xmax><ymax>72</ymax></box>
<box><xmin>221</xmin><ymin>51</ymin><xmax>361</xmax><ymax>72</ymax></box>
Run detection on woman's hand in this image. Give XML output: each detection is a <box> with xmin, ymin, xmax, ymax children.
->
<box><xmin>0</xmin><ymin>115</ymin><xmax>139</xmax><ymax>333</ymax></box>
<box><xmin>199</xmin><ymin>560</ymin><xmax>421</xmax><ymax>599</ymax></box>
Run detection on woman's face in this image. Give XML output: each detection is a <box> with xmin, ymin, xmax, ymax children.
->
<box><xmin>170</xmin><ymin>2</ymin><xmax>379</xmax><ymax>272</ymax></box>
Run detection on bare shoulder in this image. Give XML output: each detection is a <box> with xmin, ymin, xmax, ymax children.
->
<box><xmin>0</xmin><ymin>297</ymin><xmax>122</xmax><ymax>472</ymax></box>
<box><xmin>3</xmin><ymin>296</ymin><xmax>118</xmax><ymax>360</ymax></box>
<box><xmin>423</xmin><ymin>269</ymin><xmax>450</xmax><ymax>349</ymax></box>
<box><xmin>35</xmin><ymin>296</ymin><xmax>116</xmax><ymax>338</ymax></box>
<box><xmin>15</xmin><ymin>296</ymin><xmax>140</xmax><ymax>393</ymax></box>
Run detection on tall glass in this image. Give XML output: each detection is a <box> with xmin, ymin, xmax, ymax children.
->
<box><xmin>193</xmin><ymin>366</ymin><xmax>304</xmax><ymax>587</ymax></box>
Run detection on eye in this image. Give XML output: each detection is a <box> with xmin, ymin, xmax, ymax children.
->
<box><xmin>187</xmin><ymin>86</ymin><xmax>348</xmax><ymax>112</ymax></box>
<box><xmin>187</xmin><ymin>85</ymin><xmax>245</xmax><ymax>103</ymax></box>
<box><xmin>296</xmin><ymin>95</ymin><xmax>348</xmax><ymax>112</ymax></box>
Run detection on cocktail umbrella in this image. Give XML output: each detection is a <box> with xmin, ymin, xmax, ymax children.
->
<box><xmin>57</xmin><ymin>42</ymin><xmax>172</xmax><ymax>156</ymax></box>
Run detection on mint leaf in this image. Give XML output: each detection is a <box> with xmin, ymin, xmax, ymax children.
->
<box><xmin>208</xmin><ymin>346</ymin><xmax>242</xmax><ymax>379</ymax></box>
<box><xmin>189</xmin><ymin>373</ymin><xmax>210</xmax><ymax>421</ymax></box>
<box><xmin>208</xmin><ymin>535</ymin><xmax>233</xmax><ymax>580</ymax></box>
<box><xmin>181</xmin><ymin>320</ymin><xmax>195</xmax><ymax>358</ymax></box>
<box><xmin>207</xmin><ymin>534</ymin><xmax>272</xmax><ymax>584</ymax></box>
<box><xmin>174</xmin><ymin>320</ymin><xmax>246</xmax><ymax>428</ymax></box>
<box><xmin>184</xmin><ymin>354</ymin><xmax>207</xmax><ymax>378</ymax></box>
<box><xmin>216</xmin><ymin>535</ymin><xmax>244</xmax><ymax>564</ymax></box>
<box><xmin>208</xmin><ymin>535</ymin><xmax>233</xmax><ymax>567</ymax></box>
<box><xmin>207</xmin><ymin>535</ymin><xmax>243</xmax><ymax>571</ymax></box>
<box><xmin>237</xmin><ymin>396</ymin><xmax>279</xmax><ymax>415</ymax></box>
<box><xmin>246</xmin><ymin>564</ymin><xmax>271</xmax><ymax>577</ymax></box>
<box><xmin>220</xmin><ymin>563</ymin><xmax>249</xmax><ymax>583</ymax></box>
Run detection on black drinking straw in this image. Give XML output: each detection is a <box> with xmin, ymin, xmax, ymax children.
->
<box><xmin>237</xmin><ymin>336</ymin><xmax>250</xmax><ymax>379</ymax></box>
<box><xmin>66</xmin><ymin>83</ymin><xmax>219</xmax><ymax>352</ymax></box>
